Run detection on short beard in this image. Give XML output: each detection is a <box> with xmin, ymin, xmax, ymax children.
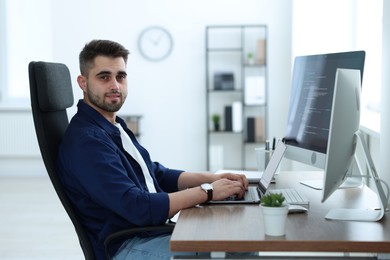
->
<box><xmin>87</xmin><ymin>90</ymin><xmax>125</xmax><ymax>112</ymax></box>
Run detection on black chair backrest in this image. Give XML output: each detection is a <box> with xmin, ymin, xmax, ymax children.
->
<box><xmin>29</xmin><ymin>61</ymin><xmax>95</xmax><ymax>259</ymax></box>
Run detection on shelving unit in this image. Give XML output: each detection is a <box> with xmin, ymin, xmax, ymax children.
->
<box><xmin>206</xmin><ymin>25</ymin><xmax>268</xmax><ymax>171</ymax></box>
<box><xmin>120</xmin><ymin>115</ymin><xmax>143</xmax><ymax>137</ymax></box>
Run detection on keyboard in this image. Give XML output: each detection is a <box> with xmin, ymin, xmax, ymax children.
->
<box><xmin>269</xmin><ymin>188</ymin><xmax>309</xmax><ymax>206</ymax></box>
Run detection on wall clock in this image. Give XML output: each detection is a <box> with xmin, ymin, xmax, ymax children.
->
<box><xmin>138</xmin><ymin>26</ymin><xmax>174</xmax><ymax>61</ymax></box>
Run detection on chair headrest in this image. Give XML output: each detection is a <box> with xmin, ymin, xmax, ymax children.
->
<box><xmin>34</xmin><ymin>61</ymin><xmax>74</xmax><ymax>111</ymax></box>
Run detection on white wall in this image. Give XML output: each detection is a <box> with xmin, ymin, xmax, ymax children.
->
<box><xmin>50</xmin><ymin>0</ymin><xmax>292</xmax><ymax>172</ymax></box>
<box><xmin>0</xmin><ymin>0</ymin><xmax>293</xmax><ymax>174</ymax></box>
<box><xmin>1</xmin><ymin>0</ymin><xmax>384</xmax><ymax>177</ymax></box>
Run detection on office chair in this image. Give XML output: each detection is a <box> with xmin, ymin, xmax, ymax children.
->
<box><xmin>28</xmin><ymin>61</ymin><xmax>174</xmax><ymax>259</ymax></box>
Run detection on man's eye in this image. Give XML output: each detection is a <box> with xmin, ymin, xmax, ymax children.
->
<box><xmin>117</xmin><ymin>75</ymin><xmax>127</xmax><ymax>81</ymax></box>
<box><xmin>100</xmin><ymin>76</ymin><xmax>110</xmax><ymax>80</ymax></box>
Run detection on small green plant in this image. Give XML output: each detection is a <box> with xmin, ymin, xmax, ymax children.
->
<box><xmin>212</xmin><ymin>113</ymin><xmax>220</xmax><ymax>124</ymax></box>
<box><xmin>211</xmin><ymin>113</ymin><xmax>221</xmax><ymax>131</ymax></box>
<box><xmin>261</xmin><ymin>193</ymin><xmax>285</xmax><ymax>207</ymax></box>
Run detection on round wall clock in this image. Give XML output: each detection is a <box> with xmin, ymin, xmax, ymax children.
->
<box><xmin>138</xmin><ymin>26</ymin><xmax>174</xmax><ymax>61</ymax></box>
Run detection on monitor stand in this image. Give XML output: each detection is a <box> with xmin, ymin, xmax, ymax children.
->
<box><xmin>300</xmin><ymin>159</ymin><xmax>363</xmax><ymax>190</ymax></box>
<box><xmin>325</xmin><ymin>130</ymin><xmax>388</xmax><ymax>222</ymax></box>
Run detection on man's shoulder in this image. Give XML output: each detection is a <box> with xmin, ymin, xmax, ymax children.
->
<box><xmin>65</xmin><ymin>118</ymin><xmax>112</xmax><ymax>143</ymax></box>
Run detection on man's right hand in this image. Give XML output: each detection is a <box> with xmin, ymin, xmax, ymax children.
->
<box><xmin>211</xmin><ymin>178</ymin><xmax>246</xmax><ymax>201</ymax></box>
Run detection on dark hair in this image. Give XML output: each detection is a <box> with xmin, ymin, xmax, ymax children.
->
<box><xmin>79</xmin><ymin>39</ymin><xmax>130</xmax><ymax>76</ymax></box>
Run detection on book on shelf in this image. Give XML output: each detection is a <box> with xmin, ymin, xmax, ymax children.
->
<box><xmin>247</xmin><ymin>117</ymin><xmax>264</xmax><ymax>142</ymax></box>
<box><xmin>224</xmin><ymin>106</ymin><xmax>232</xmax><ymax>131</ymax></box>
<box><xmin>224</xmin><ymin>102</ymin><xmax>242</xmax><ymax>132</ymax></box>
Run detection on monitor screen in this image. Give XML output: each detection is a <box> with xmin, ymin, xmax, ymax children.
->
<box><xmin>283</xmin><ymin>51</ymin><xmax>365</xmax><ymax>169</ymax></box>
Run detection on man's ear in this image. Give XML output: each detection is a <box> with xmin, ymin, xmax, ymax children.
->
<box><xmin>77</xmin><ymin>75</ymin><xmax>87</xmax><ymax>91</ymax></box>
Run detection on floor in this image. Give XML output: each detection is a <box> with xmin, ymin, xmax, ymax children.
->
<box><xmin>0</xmin><ymin>175</ymin><xmax>84</xmax><ymax>260</ymax></box>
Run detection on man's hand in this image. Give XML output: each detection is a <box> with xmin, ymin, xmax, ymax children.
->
<box><xmin>211</xmin><ymin>177</ymin><xmax>248</xmax><ymax>201</ymax></box>
<box><xmin>214</xmin><ymin>172</ymin><xmax>249</xmax><ymax>190</ymax></box>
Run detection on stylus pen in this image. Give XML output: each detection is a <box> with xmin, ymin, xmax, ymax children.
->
<box><xmin>272</xmin><ymin>137</ymin><xmax>276</xmax><ymax>150</ymax></box>
<box><xmin>264</xmin><ymin>139</ymin><xmax>272</xmax><ymax>168</ymax></box>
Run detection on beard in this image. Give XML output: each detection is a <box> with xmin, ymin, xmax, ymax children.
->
<box><xmin>86</xmin><ymin>88</ymin><xmax>127</xmax><ymax>113</ymax></box>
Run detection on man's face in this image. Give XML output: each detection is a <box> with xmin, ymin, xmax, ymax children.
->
<box><xmin>79</xmin><ymin>56</ymin><xmax>128</xmax><ymax>117</ymax></box>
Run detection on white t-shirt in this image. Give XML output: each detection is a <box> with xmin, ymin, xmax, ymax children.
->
<box><xmin>115</xmin><ymin>123</ymin><xmax>156</xmax><ymax>193</ymax></box>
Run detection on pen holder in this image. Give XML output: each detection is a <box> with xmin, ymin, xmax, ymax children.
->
<box><xmin>255</xmin><ymin>147</ymin><xmax>273</xmax><ymax>172</ymax></box>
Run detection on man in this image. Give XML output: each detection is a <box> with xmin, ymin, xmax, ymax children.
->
<box><xmin>57</xmin><ymin>39</ymin><xmax>249</xmax><ymax>259</ymax></box>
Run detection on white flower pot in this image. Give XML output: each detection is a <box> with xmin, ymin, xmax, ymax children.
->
<box><xmin>260</xmin><ymin>204</ymin><xmax>289</xmax><ymax>236</ymax></box>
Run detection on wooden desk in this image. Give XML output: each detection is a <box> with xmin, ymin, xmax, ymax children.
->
<box><xmin>170</xmin><ymin>171</ymin><xmax>390</xmax><ymax>256</ymax></box>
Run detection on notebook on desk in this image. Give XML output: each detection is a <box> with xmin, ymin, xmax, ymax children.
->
<box><xmin>208</xmin><ymin>142</ymin><xmax>309</xmax><ymax>206</ymax></box>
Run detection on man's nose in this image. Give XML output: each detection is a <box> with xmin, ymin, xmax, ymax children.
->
<box><xmin>110</xmin><ymin>79</ymin><xmax>120</xmax><ymax>90</ymax></box>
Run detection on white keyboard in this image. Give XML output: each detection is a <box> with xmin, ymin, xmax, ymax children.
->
<box><xmin>269</xmin><ymin>188</ymin><xmax>309</xmax><ymax>206</ymax></box>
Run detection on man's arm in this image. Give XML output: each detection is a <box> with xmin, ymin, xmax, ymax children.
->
<box><xmin>167</xmin><ymin>172</ymin><xmax>248</xmax><ymax>218</ymax></box>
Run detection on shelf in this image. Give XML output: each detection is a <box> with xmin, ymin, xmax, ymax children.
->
<box><xmin>207</xmin><ymin>48</ymin><xmax>243</xmax><ymax>52</ymax></box>
<box><xmin>206</xmin><ymin>25</ymin><xmax>268</xmax><ymax>171</ymax></box>
<box><xmin>208</xmin><ymin>89</ymin><xmax>242</xmax><ymax>93</ymax></box>
<box><xmin>209</xmin><ymin>130</ymin><xmax>243</xmax><ymax>134</ymax></box>
<box><xmin>243</xmin><ymin>63</ymin><xmax>266</xmax><ymax>68</ymax></box>
<box><xmin>120</xmin><ymin>115</ymin><xmax>143</xmax><ymax>137</ymax></box>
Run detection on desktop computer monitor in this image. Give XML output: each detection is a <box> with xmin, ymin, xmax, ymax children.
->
<box><xmin>322</xmin><ymin>68</ymin><xmax>387</xmax><ymax>221</ymax></box>
<box><xmin>283</xmin><ymin>51</ymin><xmax>387</xmax><ymax>221</ymax></box>
<box><xmin>321</xmin><ymin>68</ymin><xmax>361</xmax><ymax>203</ymax></box>
<box><xmin>283</xmin><ymin>51</ymin><xmax>365</xmax><ymax>169</ymax></box>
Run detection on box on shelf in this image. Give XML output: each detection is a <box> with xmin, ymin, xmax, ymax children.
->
<box><xmin>214</xmin><ymin>72</ymin><xmax>234</xmax><ymax>90</ymax></box>
<box><xmin>256</xmin><ymin>39</ymin><xmax>266</xmax><ymax>65</ymax></box>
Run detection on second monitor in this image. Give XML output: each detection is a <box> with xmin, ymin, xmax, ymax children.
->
<box><xmin>283</xmin><ymin>50</ymin><xmax>365</xmax><ymax>169</ymax></box>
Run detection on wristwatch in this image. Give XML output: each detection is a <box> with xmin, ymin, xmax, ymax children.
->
<box><xmin>200</xmin><ymin>183</ymin><xmax>213</xmax><ymax>203</ymax></box>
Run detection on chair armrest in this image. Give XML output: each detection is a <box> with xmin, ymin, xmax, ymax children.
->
<box><xmin>104</xmin><ymin>223</ymin><xmax>175</xmax><ymax>259</ymax></box>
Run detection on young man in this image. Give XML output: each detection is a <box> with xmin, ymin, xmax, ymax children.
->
<box><xmin>57</xmin><ymin>39</ymin><xmax>249</xmax><ymax>260</ymax></box>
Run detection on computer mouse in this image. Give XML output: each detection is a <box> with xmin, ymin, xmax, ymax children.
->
<box><xmin>288</xmin><ymin>204</ymin><xmax>308</xmax><ymax>214</ymax></box>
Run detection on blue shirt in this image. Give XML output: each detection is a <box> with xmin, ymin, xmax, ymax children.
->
<box><xmin>57</xmin><ymin>100</ymin><xmax>183</xmax><ymax>259</ymax></box>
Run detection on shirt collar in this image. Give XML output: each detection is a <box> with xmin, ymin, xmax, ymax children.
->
<box><xmin>76</xmin><ymin>99</ymin><xmax>126</xmax><ymax>136</ymax></box>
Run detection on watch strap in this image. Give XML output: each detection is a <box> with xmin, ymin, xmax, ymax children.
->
<box><xmin>205</xmin><ymin>189</ymin><xmax>213</xmax><ymax>203</ymax></box>
<box><xmin>201</xmin><ymin>184</ymin><xmax>213</xmax><ymax>203</ymax></box>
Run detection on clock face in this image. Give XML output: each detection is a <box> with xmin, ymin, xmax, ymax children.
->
<box><xmin>138</xmin><ymin>26</ymin><xmax>173</xmax><ymax>61</ymax></box>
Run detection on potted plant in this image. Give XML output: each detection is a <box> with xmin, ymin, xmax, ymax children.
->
<box><xmin>211</xmin><ymin>113</ymin><xmax>221</xmax><ymax>131</ymax></box>
<box><xmin>247</xmin><ymin>52</ymin><xmax>254</xmax><ymax>65</ymax></box>
<box><xmin>260</xmin><ymin>193</ymin><xmax>289</xmax><ymax>236</ymax></box>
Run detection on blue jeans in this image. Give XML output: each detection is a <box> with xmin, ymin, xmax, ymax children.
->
<box><xmin>112</xmin><ymin>234</ymin><xmax>200</xmax><ymax>259</ymax></box>
<box><xmin>113</xmin><ymin>234</ymin><xmax>257</xmax><ymax>259</ymax></box>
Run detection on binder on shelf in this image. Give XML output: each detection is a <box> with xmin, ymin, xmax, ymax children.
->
<box><xmin>255</xmin><ymin>117</ymin><xmax>265</xmax><ymax>142</ymax></box>
<box><xmin>256</xmin><ymin>38</ymin><xmax>266</xmax><ymax>65</ymax></box>
<box><xmin>247</xmin><ymin>117</ymin><xmax>255</xmax><ymax>142</ymax></box>
<box><xmin>224</xmin><ymin>106</ymin><xmax>232</xmax><ymax>131</ymax></box>
<box><xmin>232</xmin><ymin>102</ymin><xmax>242</xmax><ymax>133</ymax></box>
<box><xmin>245</xmin><ymin>76</ymin><xmax>265</xmax><ymax>105</ymax></box>
<box><xmin>247</xmin><ymin>116</ymin><xmax>265</xmax><ymax>143</ymax></box>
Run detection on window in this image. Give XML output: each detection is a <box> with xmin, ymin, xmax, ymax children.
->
<box><xmin>356</xmin><ymin>0</ymin><xmax>383</xmax><ymax>113</ymax></box>
<box><xmin>292</xmin><ymin>0</ymin><xmax>383</xmax><ymax>134</ymax></box>
<box><xmin>0</xmin><ymin>0</ymin><xmax>53</xmax><ymax>107</ymax></box>
<box><xmin>0</xmin><ymin>0</ymin><xmax>6</xmax><ymax>104</ymax></box>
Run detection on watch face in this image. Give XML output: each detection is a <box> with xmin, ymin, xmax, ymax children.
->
<box><xmin>201</xmin><ymin>183</ymin><xmax>213</xmax><ymax>190</ymax></box>
<box><xmin>138</xmin><ymin>26</ymin><xmax>173</xmax><ymax>61</ymax></box>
